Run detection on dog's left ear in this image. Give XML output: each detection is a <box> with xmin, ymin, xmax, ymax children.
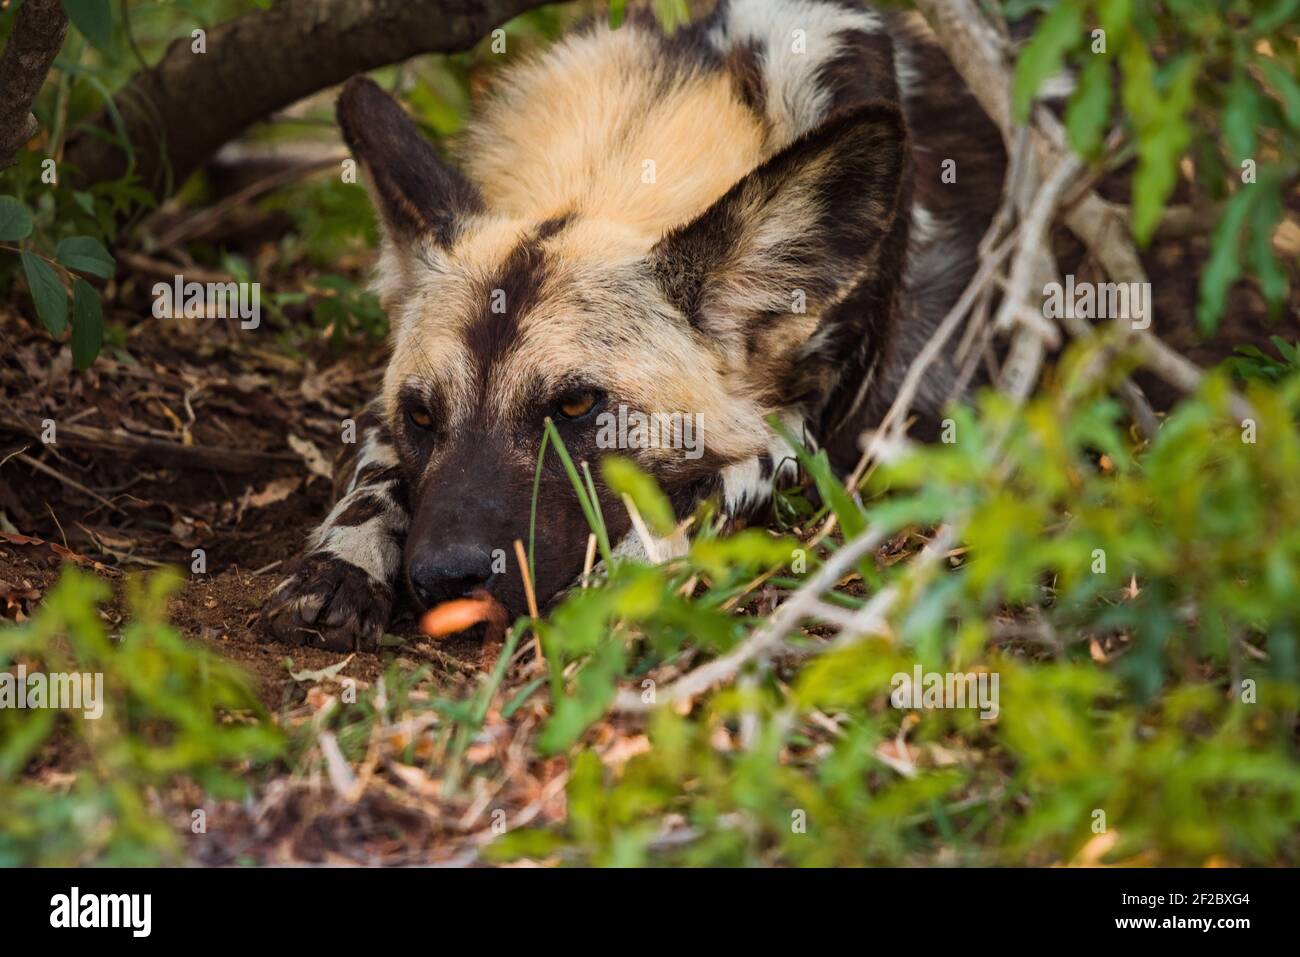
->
<box><xmin>650</xmin><ymin>102</ymin><xmax>907</xmax><ymax>347</ymax></box>
<box><xmin>337</xmin><ymin>76</ymin><xmax>483</xmax><ymax>250</ymax></box>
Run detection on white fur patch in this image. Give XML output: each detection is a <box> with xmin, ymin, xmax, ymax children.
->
<box><xmin>344</xmin><ymin>431</ymin><xmax>400</xmax><ymax>495</ymax></box>
<box><xmin>709</xmin><ymin>0</ymin><xmax>886</xmax><ymax>146</ymax></box>
<box><xmin>719</xmin><ymin>412</ymin><xmax>807</xmax><ymax>516</ymax></box>
<box><xmin>892</xmin><ymin>32</ymin><xmax>922</xmax><ymax>100</ymax></box>
<box><xmin>612</xmin><ymin>525</ymin><xmax>692</xmax><ymax>564</ymax></box>
<box><xmin>311</xmin><ymin>430</ymin><xmax>406</xmax><ymax>583</ymax></box>
<box><xmin>314</xmin><ymin>517</ymin><xmax>403</xmax><ymax>584</ymax></box>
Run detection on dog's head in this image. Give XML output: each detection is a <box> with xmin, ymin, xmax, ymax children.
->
<box><xmin>336</xmin><ymin>75</ymin><xmax>905</xmax><ymax>617</ymax></box>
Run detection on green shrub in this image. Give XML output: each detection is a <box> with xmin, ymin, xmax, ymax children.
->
<box><xmin>490</xmin><ymin>341</ymin><xmax>1300</xmax><ymax>865</ymax></box>
<box><xmin>0</xmin><ymin>569</ymin><xmax>281</xmax><ymax>866</ymax></box>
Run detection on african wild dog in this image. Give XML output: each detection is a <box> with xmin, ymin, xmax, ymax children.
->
<box><xmin>262</xmin><ymin>0</ymin><xmax>1005</xmax><ymax>650</ymax></box>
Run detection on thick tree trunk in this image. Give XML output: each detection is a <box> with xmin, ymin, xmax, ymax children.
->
<box><xmin>0</xmin><ymin>0</ymin><xmax>70</xmax><ymax>170</ymax></box>
<box><xmin>63</xmin><ymin>0</ymin><xmax>554</xmax><ymax>200</ymax></box>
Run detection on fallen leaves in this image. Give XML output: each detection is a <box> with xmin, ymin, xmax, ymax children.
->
<box><xmin>0</xmin><ymin>530</ymin><xmax>116</xmax><ymax>575</ymax></box>
<box><xmin>287</xmin><ymin>433</ymin><xmax>332</xmax><ymax>481</ymax></box>
<box><xmin>0</xmin><ymin>577</ymin><xmax>42</xmax><ymax>621</ymax></box>
<box><xmin>243</xmin><ymin>476</ymin><xmax>303</xmax><ymax>510</ymax></box>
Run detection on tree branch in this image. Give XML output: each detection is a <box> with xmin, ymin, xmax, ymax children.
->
<box><xmin>0</xmin><ymin>0</ymin><xmax>69</xmax><ymax>170</ymax></box>
<box><xmin>64</xmin><ymin>0</ymin><xmax>556</xmax><ymax>201</ymax></box>
<box><xmin>912</xmin><ymin>0</ymin><xmax>1245</xmax><ymax>419</ymax></box>
<box><xmin>613</xmin><ymin>525</ymin><xmax>894</xmax><ymax>713</ymax></box>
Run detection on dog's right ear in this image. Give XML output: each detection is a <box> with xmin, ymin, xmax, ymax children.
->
<box><xmin>337</xmin><ymin>76</ymin><xmax>483</xmax><ymax>250</ymax></box>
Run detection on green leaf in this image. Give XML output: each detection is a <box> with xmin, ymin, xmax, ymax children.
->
<box><xmin>55</xmin><ymin>235</ymin><xmax>115</xmax><ymax>279</ymax></box>
<box><xmin>652</xmin><ymin>0</ymin><xmax>691</xmax><ymax>34</ymax></box>
<box><xmin>1249</xmin><ymin>0</ymin><xmax>1300</xmax><ymax>37</ymax></box>
<box><xmin>537</xmin><ymin>639</ymin><xmax>623</xmax><ymax>753</ymax></box>
<box><xmin>61</xmin><ymin>0</ymin><xmax>114</xmax><ymax>55</ymax></box>
<box><xmin>1269</xmin><ymin>336</ymin><xmax>1298</xmax><ymax>365</ymax></box>
<box><xmin>1196</xmin><ymin>188</ymin><xmax>1253</xmax><ymax>332</ymax></box>
<box><xmin>70</xmin><ymin>278</ymin><xmax>104</xmax><ymax>370</ymax></box>
<box><xmin>1255</xmin><ymin>56</ymin><xmax>1300</xmax><ymax>130</ymax></box>
<box><xmin>1222</xmin><ymin>70</ymin><xmax>1263</xmax><ymax>163</ymax></box>
<box><xmin>1065</xmin><ymin>56</ymin><xmax>1112</xmax><ymax>157</ymax></box>
<box><xmin>1096</xmin><ymin>0</ymin><xmax>1133</xmax><ymax>38</ymax></box>
<box><xmin>609</xmin><ymin>0</ymin><xmax>627</xmax><ymax>28</ymax></box>
<box><xmin>770</xmin><ymin>418</ymin><xmax>866</xmax><ymax>538</ymax></box>
<box><xmin>1012</xmin><ymin>0</ymin><xmax>1085</xmax><ymax>119</ymax></box>
<box><xmin>1245</xmin><ymin>187</ymin><xmax>1289</xmax><ymax>317</ymax></box>
<box><xmin>22</xmin><ymin>253</ymin><xmax>68</xmax><ymax>337</ymax></box>
<box><xmin>0</xmin><ymin>197</ymin><xmax>34</xmax><ymax>241</ymax></box>
<box><xmin>1125</xmin><ymin>50</ymin><xmax>1197</xmax><ymax>244</ymax></box>
<box><xmin>602</xmin><ymin>456</ymin><xmax>676</xmax><ymax>536</ymax></box>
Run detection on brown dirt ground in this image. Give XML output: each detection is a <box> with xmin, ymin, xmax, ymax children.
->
<box><xmin>0</xmin><ymin>303</ymin><xmax>496</xmax><ymax>699</ymax></box>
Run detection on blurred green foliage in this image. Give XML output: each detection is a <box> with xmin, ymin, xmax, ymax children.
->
<box><xmin>490</xmin><ymin>339</ymin><xmax>1300</xmax><ymax>865</ymax></box>
<box><xmin>1010</xmin><ymin>0</ymin><xmax>1298</xmax><ymax>329</ymax></box>
<box><xmin>0</xmin><ymin>569</ymin><xmax>281</xmax><ymax>865</ymax></box>
<box><xmin>1227</xmin><ymin>336</ymin><xmax>1300</xmax><ymax>381</ymax></box>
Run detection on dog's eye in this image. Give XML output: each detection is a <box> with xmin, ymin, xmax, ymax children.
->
<box><xmin>407</xmin><ymin>407</ymin><xmax>435</xmax><ymax>431</ymax></box>
<box><xmin>556</xmin><ymin>390</ymin><xmax>601</xmax><ymax>421</ymax></box>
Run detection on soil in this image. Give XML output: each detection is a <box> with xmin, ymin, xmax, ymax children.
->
<box><xmin>0</xmin><ymin>304</ymin><xmax>487</xmax><ymax>710</ymax></box>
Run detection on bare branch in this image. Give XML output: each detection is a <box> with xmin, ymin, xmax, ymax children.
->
<box><xmin>612</xmin><ymin>525</ymin><xmax>894</xmax><ymax>713</ymax></box>
<box><xmin>0</xmin><ymin>0</ymin><xmax>69</xmax><ymax>170</ymax></box>
<box><xmin>913</xmin><ymin>0</ymin><xmax>1242</xmax><ymax>415</ymax></box>
<box><xmin>64</xmin><ymin>0</ymin><xmax>555</xmax><ymax>202</ymax></box>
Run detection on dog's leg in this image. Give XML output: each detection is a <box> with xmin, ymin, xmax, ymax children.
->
<box><xmin>262</xmin><ymin>402</ymin><xmax>408</xmax><ymax>651</ymax></box>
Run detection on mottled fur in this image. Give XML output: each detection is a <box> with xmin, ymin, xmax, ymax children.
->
<box><xmin>263</xmin><ymin>0</ymin><xmax>1004</xmax><ymax>650</ymax></box>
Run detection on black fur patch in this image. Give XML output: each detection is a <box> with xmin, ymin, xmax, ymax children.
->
<box><xmin>355</xmin><ymin>462</ymin><xmax>404</xmax><ymax>489</ymax></box>
<box><xmin>651</xmin><ymin>102</ymin><xmax>907</xmax><ymax>328</ymax></box>
<box><xmin>337</xmin><ymin>76</ymin><xmax>483</xmax><ymax>247</ymax></box>
<box><xmin>464</xmin><ymin>224</ymin><xmax>559</xmax><ymax>377</ymax></box>
<box><xmin>333</xmin><ymin>493</ymin><xmax>391</xmax><ymax>528</ymax></box>
<box><xmin>726</xmin><ymin>39</ymin><xmax>770</xmax><ymax>134</ymax></box>
<box><xmin>262</xmin><ymin>554</ymin><xmax>393</xmax><ymax>652</ymax></box>
<box><xmin>815</xmin><ymin>28</ymin><xmax>897</xmax><ymax>112</ymax></box>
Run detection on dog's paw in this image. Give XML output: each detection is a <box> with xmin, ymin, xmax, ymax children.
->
<box><xmin>261</xmin><ymin>554</ymin><xmax>392</xmax><ymax>652</ymax></box>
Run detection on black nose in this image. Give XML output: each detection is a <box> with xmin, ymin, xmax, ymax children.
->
<box><xmin>407</xmin><ymin>543</ymin><xmax>495</xmax><ymax>608</ymax></box>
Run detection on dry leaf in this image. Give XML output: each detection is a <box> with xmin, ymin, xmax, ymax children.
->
<box><xmin>288</xmin><ymin>433</ymin><xmax>332</xmax><ymax>480</ymax></box>
<box><xmin>246</xmin><ymin>476</ymin><xmax>302</xmax><ymax>509</ymax></box>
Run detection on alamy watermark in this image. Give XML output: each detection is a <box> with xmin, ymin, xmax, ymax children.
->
<box><xmin>153</xmin><ymin>274</ymin><xmax>261</xmax><ymax>329</ymax></box>
<box><xmin>595</xmin><ymin>403</ymin><xmax>705</xmax><ymax>460</ymax></box>
<box><xmin>50</xmin><ymin>887</ymin><xmax>151</xmax><ymax>937</ymax></box>
<box><xmin>1042</xmin><ymin>274</ymin><xmax>1151</xmax><ymax>330</ymax></box>
<box><xmin>890</xmin><ymin>665</ymin><xmax>1000</xmax><ymax>720</ymax></box>
<box><xmin>1</xmin><ymin>665</ymin><xmax>103</xmax><ymax>719</ymax></box>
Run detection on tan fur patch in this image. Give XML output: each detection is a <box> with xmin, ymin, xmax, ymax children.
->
<box><xmin>380</xmin><ymin>22</ymin><xmax>787</xmax><ymax>466</ymax></box>
<box><xmin>462</xmin><ymin>23</ymin><xmax>766</xmax><ymax>237</ymax></box>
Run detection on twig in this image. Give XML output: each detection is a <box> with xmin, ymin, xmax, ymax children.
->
<box><xmin>12</xmin><ymin>452</ymin><xmax>124</xmax><ymax>513</ymax></box>
<box><xmin>1</xmin><ymin>413</ymin><xmax>299</xmax><ymax>474</ymax></box>
<box><xmin>621</xmin><ymin>493</ymin><xmax>662</xmax><ymax>564</ymax></box>
<box><xmin>991</xmin><ymin>154</ymin><xmax>1081</xmax><ymax>402</ymax></box>
<box><xmin>153</xmin><ymin>154</ymin><xmax>344</xmax><ymax>248</ymax></box>
<box><xmin>871</xmin><ymin>227</ymin><xmax>1019</xmax><ymax>448</ymax></box>
<box><xmin>513</xmin><ymin>538</ymin><xmax>544</xmax><ymax>665</ymax></box>
<box><xmin>45</xmin><ymin>502</ymin><xmax>68</xmax><ymax>550</ymax></box>
<box><xmin>612</xmin><ymin>525</ymin><xmax>893</xmax><ymax>713</ymax></box>
<box><xmin>115</xmin><ymin>250</ymin><xmax>236</xmax><ymax>285</ymax></box>
<box><xmin>0</xmin><ymin>443</ymin><xmax>30</xmax><ymax>469</ymax></box>
<box><xmin>581</xmin><ymin>533</ymin><xmax>597</xmax><ymax>588</ymax></box>
<box><xmin>513</xmin><ymin>539</ymin><xmax>540</xmax><ymax>621</ymax></box>
<box><xmin>830</xmin><ymin>526</ymin><xmax>956</xmax><ymax>648</ymax></box>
